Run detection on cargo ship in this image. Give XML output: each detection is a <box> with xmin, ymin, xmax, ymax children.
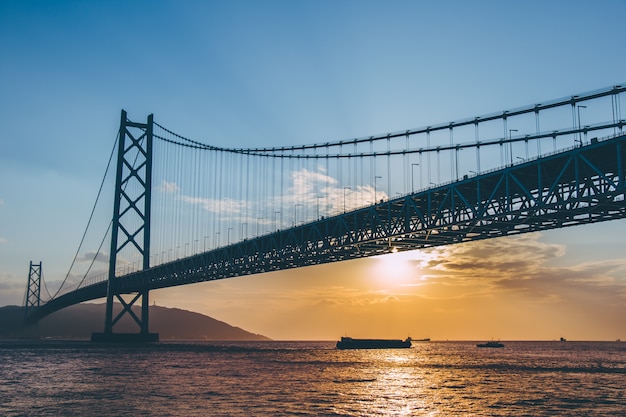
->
<box><xmin>336</xmin><ymin>336</ymin><xmax>412</xmax><ymax>349</ymax></box>
<box><xmin>476</xmin><ymin>341</ymin><xmax>504</xmax><ymax>348</ymax></box>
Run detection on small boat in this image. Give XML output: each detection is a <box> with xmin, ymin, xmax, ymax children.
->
<box><xmin>476</xmin><ymin>341</ymin><xmax>504</xmax><ymax>348</ymax></box>
<box><xmin>336</xmin><ymin>336</ymin><xmax>412</xmax><ymax>349</ymax></box>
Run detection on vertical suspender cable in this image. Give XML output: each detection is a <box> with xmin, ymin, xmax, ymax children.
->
<box><xmin>427</xmin><ymin>129</ymin><xmax>431</xmax><ymax>186</ymax></box>
<box><xmin>387</xmin><ymin>135</ymin><xmax>391</xmax><ymax>198</ymax></box>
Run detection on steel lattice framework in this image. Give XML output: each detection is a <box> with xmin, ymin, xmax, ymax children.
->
<box><xmin>91</xmin><ymin>110</ymin><xmax>158</xmax><ymax>342</ymax></box>
<box><xmin>23</xmin><ymin>261</ymin><xmax>42</xmax><ymax>319</ymax></box>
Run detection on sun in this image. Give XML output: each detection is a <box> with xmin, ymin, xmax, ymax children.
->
<box><xmin>370</xmin><ymin>250</ymin><xmax>421</xmax><ymax>288</ymax></box>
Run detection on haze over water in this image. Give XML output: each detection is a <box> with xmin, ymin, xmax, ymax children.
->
<box><xmin>1</xmin><ymin>340</ymin><xmax>624</xmax><ymax>416</ymax></box>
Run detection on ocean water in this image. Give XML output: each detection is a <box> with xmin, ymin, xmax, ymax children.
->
<box><xmin>0</xmin><ymin>340</ymin><xmax>624</xmax><ymax>416</ymax></box>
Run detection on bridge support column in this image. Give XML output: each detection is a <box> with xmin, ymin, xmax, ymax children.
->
<box><xmin>24</xmin><ymin>261</ymin><xmax>42</xmax><ymax>319</ymax></box>
<box><xmin>91</xmin><ymin>110</ymin><xmax>158</xmax><ymax>343</ymax></box>
<box><xmin>20</xmin><ymin>261</ymin><xmax>42</xmax><ymax>338</ymax></box>
<box><xmin>92</xmin><ymin>290</ymin><xmax>157</xmax><ymax>342</ymax></box>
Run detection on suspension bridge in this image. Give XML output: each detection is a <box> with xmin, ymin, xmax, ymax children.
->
<box><xmin>23</xmin><ymin>84</ymin><xmax>626</xmax><ymax>341</ymax></box>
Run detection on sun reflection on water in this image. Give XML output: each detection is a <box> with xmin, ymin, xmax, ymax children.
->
<box><xmin>329</xmin><ymin>348</ymin><xmax>433</xmax><ymax>416</ymax></box>
<box><xmin>2</xmin><ymin>341</ymin><xmax>623</xmax><ymax>416</ymax></box>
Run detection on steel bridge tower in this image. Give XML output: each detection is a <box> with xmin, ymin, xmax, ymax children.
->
<box><xmin>91</xmin><ymin>110</ymin><xmax>158</xmax><ymax>342</ymax></box>
<box><xmin>23</xmin><ymin>261</ymin><xmax>42</xmax><ymax>320</ymax></box>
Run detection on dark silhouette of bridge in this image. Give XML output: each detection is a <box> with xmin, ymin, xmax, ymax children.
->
<box><xmin>23</xmin><ymin>84</ymin><xmax>626</xmax><ymax>341</ymax></box>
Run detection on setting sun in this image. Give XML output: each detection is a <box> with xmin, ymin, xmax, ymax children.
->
<box><xmin>369</xmin><ymin>251</ymin><xmax>423</xmax><ymax>289</ymax></box>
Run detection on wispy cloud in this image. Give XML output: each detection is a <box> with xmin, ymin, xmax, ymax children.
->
<box><xmin>76</xmin><ymin>250</ymin><xmax>109</xmax><ymax>264</ymax></box>
<box><xmin>0</xmin><ymin>237</ymin><xmax>7</xmax><ymax>244</ymax></box>
<box><xmin>179</xmin><ymin>196</ymin><xmax>248</xmax><ymax>215</ymax></box>
<box><xmin>0</xmin><ymin>272</ymin><xmax>18</xmax><ymax>290</ymax></box>
<box><xmin>423</xmin><ymin>234</ymin><xmax>565</xmax><ymax>278</ymax></box>
<box><xmin>291</xmin><ymin>168</ymin><xmax>337</xmax><ymax>195</ymax></box>
<box><xmin>411</xmin><ymin>233</ymin><xmax>626</xmax><ymax>303</ymax></box>
<box><xmin>159</xmin><ymin>180</ymin><xmax>179</xmax><ymax>193</ymax></box>
<box><xmin>283</xmin><ymin>167</ymin><xmax>387</xmax><ymax>215</ymax></box>
<box><xmin>155</xmin><ymin>167</ymin><xmax>389</xmax><ymax>233</ymax></box>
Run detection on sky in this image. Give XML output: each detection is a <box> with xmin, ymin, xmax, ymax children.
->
<box><xmin>1</xmin><ymin>0</ymin><xmax>626</xmax><ymax>341</ymax></box>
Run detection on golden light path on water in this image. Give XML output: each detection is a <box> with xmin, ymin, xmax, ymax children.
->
<box><xmin>1</xmin><ymin>340</ymin><xmax>624</xmax><ymax>416</ymax></box>
<box><xmin>329</xmin><ymin>350</ymin><xmax>423</xmax><ymax>415</ymax></box>
<box><xmin>328</xmin><ymin>347</ymin><xmax>469</xmax><ymax>416</ymax></box>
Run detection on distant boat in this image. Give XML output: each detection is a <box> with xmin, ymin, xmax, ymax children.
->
<box><xmin>476</xmin><ymin>341</ymin><xmax>504</xmax><ymax>348</ymax></box>
<box><xmin>560</xmin><ymin>337</ymin><xmax>567</xmax><ymax>342</ymax></box>
<box><xmin>336</xmin><ymin>336</ymin><xmax>412</xmax><ymax>349</ymax></box>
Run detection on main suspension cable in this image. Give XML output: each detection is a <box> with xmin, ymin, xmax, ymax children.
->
<box><xmin>47</xmin><ymin>132</ymin><xmax>119</xmax><ymax>300</ymax></box>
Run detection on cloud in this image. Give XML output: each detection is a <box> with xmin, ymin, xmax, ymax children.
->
<box><xmin>284</xmin><ymin>167</ymin><xmax>388</xmax><ymax>215</ymax></box>
<box><xmin>0</xmin><ymin>272</ymin><xmax>26</xmax><ymax>306</ymax></box>
<box><xmin>77</xmin><ymin>250</ymin><xmax>109</xmax><ymax>263</ymax></box>
<box><xmin>156</xmin><ymin>167</ymin><xmax>390</xmax><ymax>236</ymax></box>
<box><xmin>159</xmin><ymin>180</ymin><xmax>179</xmax><ymax>193</ymax></box>
<box><xmin>291</xmin><ymin>168</ymin><xmax>337</xmax><ymax>194</ymax></box>
<box><xmin>0</xmin><ymin>237</ymin><xmax>7</xmax><ymax>244</ymax></box>
<box><xmin>0</xmin><ymin>198</ymin><xmax>5</xmax><ymax>206</ymax></box>
<box><xmin>411</xmin><ymin>233</ymin><xmax>626</xmax><ymax>303</ymax></box>
<box><xmin>180</xmin><ymin>196</ymin><xmax>248</xmax><ymax>215</ymax></box>
<box><xmin>0</xmin><ymin>272</ymin><xmax>19</xmax><ymax>290</ymax></box>
<box><xmin>308</xmin><ymin>287</ymin><xmax>400</xmax><ymax>307</ymax></box>
<box><xmin>415</xmin><ymin>234</ymin><xmax>561</xmax><ymax>283</ymax></box>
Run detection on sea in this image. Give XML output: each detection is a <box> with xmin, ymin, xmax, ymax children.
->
<box><xmin>0</xmin><ymin>340</ymin><xmax>624</xmax><ymax>416</ymax></box>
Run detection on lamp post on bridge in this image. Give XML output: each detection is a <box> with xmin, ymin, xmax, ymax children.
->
<box><xmin>374</xmin><ymin>176</ymin><xmax>382</xmax><ymax>203</ymax></box>
<box><xmin>577</xmin><ymin>105</ymin><xmax>587</xmax><ymax>145</ymax></box>
<box><xmin>509</xmin><ymin>129</ymin><xmax>518</xmax><ymax>166</ymax></box>
<box><xmin>455</xmin><ymin>146</ymin><xmax>462</xmax><ymax>180</ymax></box>
<box><xmin>316</xmin><ymin>196</ymin><xmax>322</xmax><ymax>219</ymax></box>
<box><xmin>274</xmin><ymin>211</ymin><xmax>281</xmax><ymax>231</ymax></box>
<box><xmin>294</xmin><ymin>204</ymin><xmax>302</xmax><ymax>226</ymax></box>
<box><xmin>227</xmin><ymin>227</ymin><xmax>233</xmax><ymax>245</ymax></box>
<box><xmin>241</xmin><ymin>222</ymin><xmax>247</xmax><ymax>240</ymax></box>
<box><xmin>411</xmin><ymin>163</ymin><xmax>419</xmax><ymax>192</ymax></box>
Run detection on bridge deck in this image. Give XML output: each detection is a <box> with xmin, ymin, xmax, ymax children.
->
<box><xmin>28</xmin><ymin>133</ymin><xmax>626</xmax><ymax>323</ymax></box>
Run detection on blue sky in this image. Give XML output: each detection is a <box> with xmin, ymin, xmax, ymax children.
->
<box><xmin>1</xmin><ymin>0</ymin><xmax>626</xmax><ymax>339</ymax></box>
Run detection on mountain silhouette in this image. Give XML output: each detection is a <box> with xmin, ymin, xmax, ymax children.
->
<box><xmin>0</xmin><ymin>304</ymin><xmax>270</xmax><ymax>340</ymax></box>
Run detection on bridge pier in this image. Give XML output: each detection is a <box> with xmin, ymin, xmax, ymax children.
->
<box><xmin>91</xmin><ymin>333</ymin><xmax>159</xmax><ymax>343</ymax></box>
<box><xmin>91</xmin><ymin>289</ymin><xmax>158</xmax><ymax>342</ymax></box>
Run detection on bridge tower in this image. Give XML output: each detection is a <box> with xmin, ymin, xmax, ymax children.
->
<box><xmin>23</xmin><ymin>261</ymin><xmax>42</xmax><ymax>320</ymax></box>
<box><xmin>91</xmin><ymin>110</ymin><xmax>158</xmax><ymax>342</ymax></box>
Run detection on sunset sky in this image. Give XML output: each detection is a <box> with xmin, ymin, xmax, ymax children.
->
<box><xmin>1</xmin><ymin>0</ymin><xmax>625</xmax><ymax>340</ymax></box>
